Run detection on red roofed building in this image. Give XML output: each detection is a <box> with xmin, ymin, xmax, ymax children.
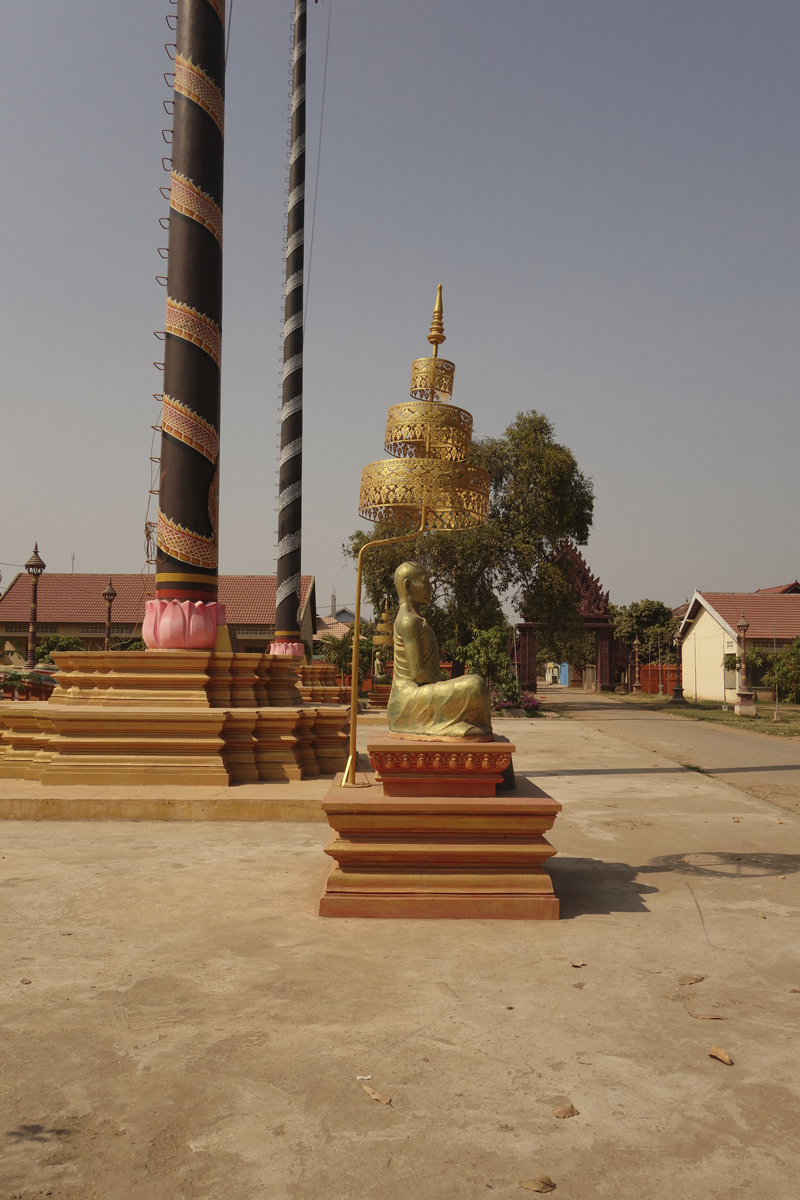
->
<box><xmin>0</xmin><ymin>574</ymin><xmax>316</xmax><ymax>660</ymax></box>
<box><xmin>755</xmin><ymin>581</ymin><xmax>800</xmax><ymax>595</ymax></box>
<box><xmin>315</xmin><ymin>616</ymin><xmax>352</xmax><ymax>640</ymax></box>
<box><xmin>677</xmin><ymin>590</ymin><xmax>800</xmax><ymax>702</ymax></box>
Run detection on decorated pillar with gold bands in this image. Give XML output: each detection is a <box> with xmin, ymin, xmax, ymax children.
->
<box><xmin>274</xmin><ymin>0</ymin><xmax>306</xmax><ymax>647</ymax></box>
<box><xmin>156</xmin><ymin>0</ymin><xmax>224</xmax><ymax>608</ymax></box>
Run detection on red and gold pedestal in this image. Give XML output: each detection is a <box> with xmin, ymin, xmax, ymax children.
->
<box><xmin>0</xmin><ymin>651</ymin><xmax>349</xmax><ymax>792</ymax></box>
<box><xmin>319</xmin><ymin>736</ymin><xmax>561</xmax><ymax>919</ymax></box>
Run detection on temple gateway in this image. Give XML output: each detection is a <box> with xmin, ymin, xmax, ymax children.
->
<box><xmin>516</xmin><ymin>543</ymin><xmax>632</xmax><ymax>693</ymax></box>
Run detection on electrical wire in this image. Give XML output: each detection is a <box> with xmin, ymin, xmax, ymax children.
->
<box><xmin>303</xmin><ymin>0</ymin><xmax>332</xmax><ymax>331</ymax></box>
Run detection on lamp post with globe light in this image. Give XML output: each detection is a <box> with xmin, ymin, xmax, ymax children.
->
<box><xmin>103</xmin><ymin>578</ymin><xmax>118</xmax><ymax>650</ymax></box>
<box><xmin>24</xmin><ymin>544</ymin><xmax>46</xmax><ymax>671</ymax></box>
<box><xmin>632</xmin><ymin>636</ymin><xmax>642</xmax><ymax>693</ymax></box>
<box><xmin>671</xmin><ymin>634</ymin><xmax>687</xmax><ymax>704</ymax></box>
<box><xmin>735</xmin><ymin>611</ymin><xmax>756</xmax><ymax>715</ymax></box>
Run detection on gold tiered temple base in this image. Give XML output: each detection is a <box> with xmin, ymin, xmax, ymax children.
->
<box><xmin>319</xmin><ymin>737</ymin><xmax>561</xmax><ymax>919</ymax></box>
<box><xmin>0</xmin><ymin>651</ymin><xmax>349</xmax><ymax>804</ymax></box>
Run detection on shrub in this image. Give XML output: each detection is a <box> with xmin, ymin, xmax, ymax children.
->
<box><xmin>35</xmin><ymin>634</ymin><xmax>85</xmax><ymax>663</ymax></box>
<box><xmin>491</xmin><ymin>680</ymin><xmax>541</xmax><ymax>715</ymax></box>
<box><xmin>768</xmin><ymin>639</ymin><xmax>800</xmax><ymax>703</ymax></box>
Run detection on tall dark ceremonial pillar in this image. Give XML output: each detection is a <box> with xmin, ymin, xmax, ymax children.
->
<box><xmin>274</xmin><ymin>0</ymin><xmax>306</xmax><ymax>644</ymax></box>
<box><xmin>156</xmin><ymin>0</ymin><xmax>224</xmax><ymax>606</ymax></box>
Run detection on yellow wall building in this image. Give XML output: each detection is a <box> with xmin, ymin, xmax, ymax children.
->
<box><xmin>678</xmin><ymin>590</ymin><xmax>800</xmax><ymax>703</ymax></box>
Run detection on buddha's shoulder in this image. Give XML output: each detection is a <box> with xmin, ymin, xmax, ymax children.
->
<box><xmin>395</xmin><ymin>608</ymin><xmax>423</xmax><ymax>633</ymax></box>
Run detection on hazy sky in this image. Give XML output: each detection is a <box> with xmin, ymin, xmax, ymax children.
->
<box><xmin>2</xmin><ymin>0</ymin><xmax>798</xmax><ymax>613</ymax></box>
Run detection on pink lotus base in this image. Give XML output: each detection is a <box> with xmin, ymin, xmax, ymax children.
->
<box><xmin>143</xmin><ymin>600</ymin><xmax>226</xmax><ymax>650</ymax></box>
<box><xmin>270</xmin><ymin>641</ymin><xmax>305</xmax><ymax>657</ymax></box>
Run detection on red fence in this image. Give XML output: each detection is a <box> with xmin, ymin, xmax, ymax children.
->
<box><xmin>638</xmin><ymin>665</ymin><xmax>677</xmax><ymax>695</ymax></box>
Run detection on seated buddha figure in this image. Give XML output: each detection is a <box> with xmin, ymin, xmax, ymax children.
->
<box><xmin>387</xmin><ymin>561</ymin><xmax>493</xmax><ymax>739</ymax></box>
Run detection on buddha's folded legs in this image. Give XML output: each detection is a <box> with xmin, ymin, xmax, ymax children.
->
<box><xmin>388</xmin><ymin>675</ymin><xmax>493</xmax><ymax>739</ymax></box>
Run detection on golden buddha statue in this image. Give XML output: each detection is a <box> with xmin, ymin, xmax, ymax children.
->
<box><xmin>388</xmin><ymin>561</ymin><xmax>493</xmax><ymax>739</ymax></box>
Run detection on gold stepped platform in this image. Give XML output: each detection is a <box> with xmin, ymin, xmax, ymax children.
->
<box><xmin>0</xmin><ymin>651</ymin><xmax>349</xmax><ymax>803</ymax></box>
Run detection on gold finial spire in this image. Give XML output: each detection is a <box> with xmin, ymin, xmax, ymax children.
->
<box><xmin>427</xmin><ymin>284</ymin><xmax>445</xmax><ymax>358</ymax></box>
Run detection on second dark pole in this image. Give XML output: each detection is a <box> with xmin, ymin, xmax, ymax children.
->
<box><xmin>275</xmin><ymin>0</ymin><xmax>306</xmax><ymax>645</ymax></box>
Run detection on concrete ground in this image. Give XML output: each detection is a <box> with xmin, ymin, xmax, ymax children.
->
<box><xmin>2</xmin><ymin>709</ymin><xmax>799</xmax><ymax>1199</ymax></box>
<box><xmin>546</xmin><ymin>685</ymin><xmax>800</xmax><ymax>812</ymax></box>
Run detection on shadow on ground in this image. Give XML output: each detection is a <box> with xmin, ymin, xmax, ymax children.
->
<box><xmin>550</xmin><ymin>858</ymin><xmax>658</xmax><ymax>918</ymax></box>
<box><xmin>545</xmin><ymin>699</ymin><xmax>637</xmax><ymax>714</ymax></box>
<box><xmin>519</xmin><ymin>767</ymin><xmax>696</xmax><ymax>778</ymax></box>
<box><xmin>6</xmin><ymin>1124</ymin><xmax>70</xmax><ymax>1143</ymax></box>
<box><xmin>644</xmin><ymin>851</ymin><xmax>800</xmax><ymax>879</ymax></box>
<box><xmin>551</xmin><ymin>852</ymin><xmax>800</xmax><ymax>918</ymax></box>
<box><xmin>518</xmin><ymin>764</ymin><xmax>800</xmax><ymax>778</ymax></box>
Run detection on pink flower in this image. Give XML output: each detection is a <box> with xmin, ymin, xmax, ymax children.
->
<box><xmin>142</xmin><ymin>599</ymin><xmax>222</xmax><ymax>649</ymax></box>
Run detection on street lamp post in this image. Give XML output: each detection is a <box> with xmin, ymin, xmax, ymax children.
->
<box><xmin>632</xmin><ymin>636</ymin><xmax>642</xmax><ymax>693</ymax></box>
<box><xmin>24</xmin><ymin>544</ymin><xmax>46</xmax><ymax>671</ymax></box>
<box><xmin>102</xmin><ymin>578</ymin><xmax>117</xmax><ymax>651</ymax></box>
<box><xmin>735</xmin><ymin>611</ymin><xmax>756</xmax><ymax>715</ymax></box>
<box><xmin>671</xmin><ymin>634</ymin><xmax>687</xmax><ymax>704</ymax></box>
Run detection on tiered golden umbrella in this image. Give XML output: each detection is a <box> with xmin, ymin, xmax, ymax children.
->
<box><xmin>343</xmin><ymin>287</ymin><xmax>490</xmax><ymax>785</ymax></box>
<box><xmin>372</xmin><ymin>602</ymin><xmax>394</xmax><ymax>658</ymax></box>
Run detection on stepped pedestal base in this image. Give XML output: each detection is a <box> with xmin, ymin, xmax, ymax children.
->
<box><xmin>0</xmin><ymin>651</ymin><xmax>350</xmax><ymax>793</ymax></box>
<box><xmin>319</xmin><ymin>890</ymin><xmax>557</xmax><ymax>919</ymax></box>
<box><xmin>320</xmin><ymin>737</ymin><xmax>561</xmax><ymax>920</ymax></box>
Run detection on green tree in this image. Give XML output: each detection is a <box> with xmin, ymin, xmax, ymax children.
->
<box><xmin>471</xmin><ymin>410</ymin><xmax>594</xmax><ymax>609</ymax></box>
<box><xmin>465</xmin><ymin>624</ymin><xmax>514</xmax><ymax>685</ymax></box>
<box><xmin>345</xmin><ymin>525</ymin><xmax>504</xmax><ymax>674</ymax></box>
<box><xmin>764</xmin><ymin>639</ymin><xmax>800</xmax><ymax>702</ymax></box>
<box><xmin>611</xmin><ymin>600</ymin><xmax>678</xmax><ymax>666</ymax></box>
<box><xmin>319</xmin><ymin>624</ymin><xmax>374</xmax><ymax>686</ymax></box>
<box><xmin>522</xmin><ymin>559</ymin><xmax>595</xmax><ymax>666</ymax></box>
<box><xmin>319</xmin><ymin>631</ymin><xmax>353</xmax><ymax>685</ymax></box>
<box><xmin>35</xmin><ymin>634</ymin><xmax>85</xmax><ymax>664</ymax></box>
<box><xmin>346</xmin><ymin>410</ymin><xmax>594</xmax><ymax>671</ymax></box>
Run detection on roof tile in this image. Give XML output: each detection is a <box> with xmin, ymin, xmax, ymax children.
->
<box><xmin>0</xmin><ymin>574</ymin><xmax>314</xmax><ymax>627</ymax></box>
<box><xmin>693</xmin><ymin>592</ymin><xmax>800</xmax><ymax>640</ymax></box>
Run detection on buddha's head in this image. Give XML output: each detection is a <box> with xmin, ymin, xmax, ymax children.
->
<box><xmin>394</xmin><ymin>561</ymin><xmax>432</xmax><ymax>607</ymax></box>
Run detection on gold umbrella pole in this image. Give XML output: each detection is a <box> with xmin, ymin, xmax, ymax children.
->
<box><xmin>341</xmin><ymin>506</ymin><xmax>427</xmax><ymax>787</ymax></box>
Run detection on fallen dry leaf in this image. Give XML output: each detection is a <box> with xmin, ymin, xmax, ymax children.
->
<box><xmin>360</xmin><ymin>1083</ymin><xmax>391</xmax><ymax>1105</ymax></box>
<box><xmin>571</xmin><ymin>960</ymin><xmax>586</xmax><ymax>968</ymax></box>
<box><xmin>687</xmin><ymin>1013</ymin><xmax>727</xmax><ymax>1020</ymax></box>
<box><xmin>519</xmin><ymin>1176</ymin><xmax>556</xmax><ymax>1193</ymax></box>
<box><xmin>709</xmin><ymin>1047</ymin><xmax>734</xmax><ymax>1065</ymax></box>
<box><xmin>553</xmin><ymin>1104</ymin><xmax>578</xmax><ymax>1119</ymax></box>
<box><xmin>733</xmin><ymin>817</ymin><xmax>740</xmax><ymax>823</ymax></box>
<box><xmin>679</xmin><ymin>974</ymin><xmax>706</xmax><ymax>986</ymax></box>
<box><xmin>789</xmin><ymin>989</ymin><xmax>800</xmax><ymax>994</ymax></box>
